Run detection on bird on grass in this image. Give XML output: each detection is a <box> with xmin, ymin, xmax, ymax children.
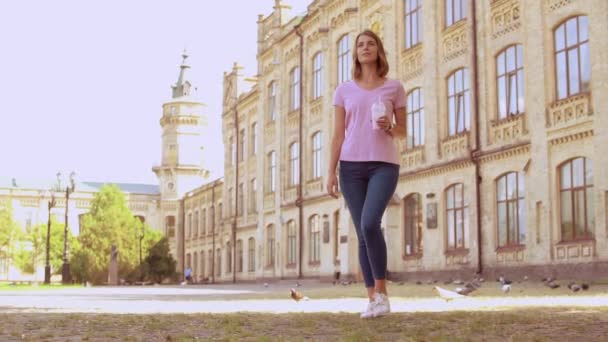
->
<box><xmin>290</xmin><ymin>288</ymin><xmax>310</xmax><ymax>302</ymax></box>
<box><xmin>434</xmin><ymin>286</ymin><xmax>465</xmax><ymax>301</ymax></box>
<box><xmin>501</xmin><ymin>284</ymin><xmax>511</xmax><ymax>294</ymax></box>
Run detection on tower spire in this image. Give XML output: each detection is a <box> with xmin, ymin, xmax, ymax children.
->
<box><xmin>172</xmin><ymin>49</ymin><xmax>193</xmax><ymax>99</ymax></box>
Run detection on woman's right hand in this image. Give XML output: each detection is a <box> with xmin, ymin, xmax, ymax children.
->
<box><xmin>326</xmin><ymin>173</ymin><xmax>339</xmax><ymax>198</ymax></box>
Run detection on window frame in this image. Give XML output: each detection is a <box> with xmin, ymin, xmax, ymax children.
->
<box><xmin>337</xmin><ymin>34</ymin><xmax>351</xmax><ymax>84</ymax></box>
<box><xmin>403</xmin><ymin>193</ymin><xmax>423</xmax><ymax>256</ymax></box>
<box><xmin>559</xmin><ymin>157</ymin><xmax>594</xmax><ymax>241</ymax></box>
<box><xmin>312</xmin><ymin>52</ymin><xmax>323</xmax><ymax>99</ymax></box>
<box><xmin>445</xmin><ymin>0</ymin><xmax>466</xmax><ymax>28</ymax></box>
<box><xmin>312</xmin><ymin>131</ymin><xmax>322</xmax><ymax>179</ymax></box>
<box><xmin>404</xmin><ymin>0</ymin><xmax>423</xmax><ymax>49</ymax></box>
<box><xmin>496</xmin><ymin>172</ymin><xmax>526</xmax><ymax>248</ymax></box>
<box><xmin>496</xmin><ymin>44</ymin><xmax>525</xmax><ymax>120</ymax></box>
<box><xmin>554</xmin><ymin>16</ymin><xmax>590</xmax><ymax>100</ymax></box>
<box><xmin>406</xmin><ymin>88</ymin><xmax>425</xmax><ymax>149</ymax></box>
<box><xmin>447</xmin><ymin>68</ymin><xmax>470</xmax><ymax>136</ymax></box>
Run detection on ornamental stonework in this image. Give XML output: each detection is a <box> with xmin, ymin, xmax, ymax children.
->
<box><xmin>400</xmin><ymin>148</ymin><xmax>425</xmax><ymax>170</ymax></box>
<box><xmin>441</xmin><ymin>132</ymin><xmax>470</xmax><ymax>159</ymax></box>
<box><xmin>555</xmin><ymin>241</ymin><xmax>594</xmax><ymax>261</ymax></box>
<box><xmin>547</xmin><ymin>0</ymin><xmax>576</xmax><ymax>11</ymax></box>
<box><xmin>490</xmin><ymin>114</ymin><xmax>527</xmax><ymax>145</ymax></box>
<box><xmin>400</xmin><ymin>44</ymin><xmax>423</xmax><ymax>81</ymax></box>
<box><xmin>496</xmin><ymin>249</ymin><xmax>525</xmax><ymax>264</ymax></box>
<box><xmin>305</xmin><ymin>178</ymin><xmax>323</xmax><ymax>196</ymax></box>
<box><xmin>309</xmin><ymin>100</ymin><xmax>323</xmax><ymax>125</ymax></box>
<box><xmin>442</xmin><ymin>21</ymin><xmax>468</xmax><ymax>62</ymax></box>
<box><xmin>491</xmin><ymin>0</ymin><xmax>521</xmax><ymax>39</ymax></box>
<box><xmin>546</xmin><ymin>93</ymin><xmax>592</xmax><ymax>129</ymax></box>
<box><xmin>264</xmin><ymin>122</ymin><xmax>276</xmax><ymax>142</ymax></box>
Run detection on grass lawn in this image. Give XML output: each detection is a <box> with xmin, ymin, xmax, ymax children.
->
<box><xmin>1</xmin><ymin>280</ymin><xmax>608</xmax><ymax>340</ymax></box>
<box><xmin>1</xmin><ymin>308</ymin><xmax>607</xmax><ymax>341</ymax></box>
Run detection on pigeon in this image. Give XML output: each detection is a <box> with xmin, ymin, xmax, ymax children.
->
<box><xmin>290</xmin><ymin>288</ymin><xmax>309</xmax><ymax>302</ymax></box>
<box><xmin>581</xmin><ymin>283</ymin><xmax>589</xmax><ymax>290</ymax></box>
<box><xmin>434</xmin><ymin>286</ymin><xmax>465</xmax><ymax>301</ymax></box>
<box><xmin>569</xmin><ymin>284</ymin><xmax>582</xmax><ymax>292</ymax></box>
<box><xmin>455</xmin><ymin>286</ymin><xmax>476</xmax><ymax>295</ymax></box>
<box><xmin>453</xmin><ymin>279</ymin><xmax>464</xmax><ymax>285</ymax></box>
<box><xmin>523</xmin><ymin>276</ymin><xmax>528</xmax><ymax>281</ymax></box>
<box><xmin>415</xmin><ymin>280</ymin><xmax>422</xmax><ymax>285</ymax></box>
<box><xmin>501</xmin><ymin>284</ymin><xmax>511</xmax><ymax>293</ymax></box>
<box><xmin>263</xmin><ymin>282</ymin><xmax>269</xmax><ymax>288</ymax></box>
<box><xmin>295</xmin><ymin>281</ymin><xmax>302</xmax><ymax>287</ymax></box>
<box><xmin>542</xmin><ymin>277</ymin><xmax>555</xmax><ymax>283</ymax></box>
<box><xmin>498</xmin><ymin>276</ymin><xmax>512</xmax><ymax>285</ymax></box>
<box><xmin>545</xmin><ymin>281</ymin><xmax>560</xmax><ymax>289</ymax></box>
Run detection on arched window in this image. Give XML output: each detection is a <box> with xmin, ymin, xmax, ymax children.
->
<box><xmin>287</xmin><ymin>220</ymin><xmax>297</xmax><ymax>266</ymax></box>
<box><xmin>289</xmin><ymin>142</ymin><xmax>300</xmax><ymax>186</ymax></box>
<box><xmin>226</xmin><ymin>241</ymin><xmax>232</xmax><ymax>274</ymax></box>
<box><xmin>559</xmin><ymin>157</ymin><xmax>594</xmax><ymax>241</ymax></box>
<box><xmin>312</xmin><ymin>52</ymin><xmax>323</xmax><ymax>99</ymax></box>
<box><xmin>445</xmin><ymin>183</ymin><xmax>468</xmax><ymax>250</ymax></box>
<box><xmin>266</xmin><ymin>225</ymin><xmax>275</xmax><ymax>267</ymax></box>
<box><xmin>268</xmin><ymin>81</ymin><xmax>277</xmax><ymax>121</ymax></box>
<box><xmin>200</xmin><ymin>251</ymin><xmax>205</xmax><ymax>280</ymax></box>
<box><xmin>496</xmin><ymin>45</ymin><xmax>524</xmax><ymax>119</ymax></box>
<box><xmin>496</xmin><ymin>172</ymin><xmax>525</xmax><ymax>247</ymax></box>
<box><xmin>404</xmin><ymin>193</ymin><xmax>423</xmax><ymax>256</ymax></box>
<box><xmin>554</xmin><ymin>16</ymin><xmax>590</xmax><ymax>100</ymax></box>
<box><xmin>251</xmin><ymin>122</ymin><xmax>258</xmax><ymax>156</ymax></box>
<box><xmin>309</xmin><ymin>215</ymin><xmax>321</xmax><ymax>263</ymax></box>
<box><xmin>267</xmin><ymin>151</ymin><xmax>276</xmax><ymax>192</ymax></box>
<box><xmin>290</xmin><ymin>66</ymin><xmax>300</xmax><ymax>111</ymax></box>
<box><xmin>406</xmin><ymin>88</ymin><xmax>425</xmax><ymax>148</ymax></box>
<box><xmin>445</xmin><ymin>0</ymin><xmax>465</xmax><ymax>27</ymax></box>
<box><xmin>338</xmin><ymin>35</ymin><xmax>351</xmax><ymax>84</ymax></box>
<box><xmin>194</xmin><ymin>210</ymin><xmax>199</xmax><ymax>238</ymax></box>
<box><xmin>312</xmin><ymin>132</ymin><xmax>322</xmax><ymax>179</ymax></box>
<box><xmin>447</xmin><ymin>68</ymin><xmax>470</xmax><ymax>136</ymax></box>
<box><xmin>236</xmin><ymin>239</ymin><xmax>243</xmax><ymax>273</ymax></box>
<box><xmin>248</xmin><ymin>237</ymin><xmax>256</xmax><ymax>272</ymax></box>
<box><xmin>404</xmin><ymin>0</ymin><xmax>422</xmax><ymax>49</ymax></box>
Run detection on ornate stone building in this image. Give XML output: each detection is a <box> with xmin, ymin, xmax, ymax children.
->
<box><xmin>181</xmin><ymin>0</ymin><xmax>608</xmax><ymax>283</ymax></box>
<box><xmin>0</xmin><ymin>52</ymin><xmax>209</xmax><ymax>280</ymax></box>
<box><xmin>3</xmin><ymin>0</ymin><xmax>607</xmax><ymax>283</ymax></box>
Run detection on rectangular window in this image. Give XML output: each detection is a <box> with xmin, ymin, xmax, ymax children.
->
<box><xmin>268</xmin><ymin>82</ymin><xmax>277</xmax><ymax>121</ymax></box>
<box><xmin>554</xmin><ymin>16</ymin><xmax>590</xmax><ymax>100</ymax></box>
<box><xmin>406</xmin><ymin>88</ymin><xmax>425</xmax><ymax>148</ymax></box>
<box><xmin>445</xmin><ymin>0</ymin><xmax>466</xmax><ymax>27</ymax></box>
<box><xmin>290</xmin><ymin>143</ymin><xmax>300</xmax><ymax>186</ymax></box>
<box><xmin>250</xmin><ymin>178</ymin><xmax>257</xmax><ymax>213</ymax></box>
<box><xmin>251</xmin><ymin>123</ymin><xmax>258</xmax><ymax>156</ymax></box>
<box><xmin>238</xmin><ymin>129</ymin><xmax>245</xmax><ymax>162</ymax></box>
<box><xmin>447</xmin><ymin>68</ymin><xmax>470</xmax><ymax>136</ymax></box>
<box><xmin>404</xmin><ymin>0</ymin><xmax>422</xmax><ymax>49</ymax></box>
<box><xmin>312</xmin><ymin>132</ymin><xmax>322</xmax><ymax>179</ymax></box>
<box><xmin>496</xmin><ymin>45</ymin><xmax>525</xmax><ymax>119</ymax></box>
<box><xmin>290</xmin><ymin>67</ymin><xmax>300</xmax><ymax>111</ymax></box>
<box><xmin>248</xmin><ymin>238</ymin><xmax>255</xmax><ymax>272</ymax></box>
<box><xmin>313</xmin><ymin>53</ymin><xmax>323</xmax><ymax>99</ymax></box>
<box><xmin>338</xmin><ymin>35</ymin><xmax>351</xmax><ymax>84</ymax></box>
<box><xmin>237</xmin><ymin>183</ymin><xmax>244</xmax><ymax>216</ymax></box>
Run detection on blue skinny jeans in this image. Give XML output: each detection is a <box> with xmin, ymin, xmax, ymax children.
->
<box><xmin>339</xmin><ymin>161</ymin><xmax>399</xmax><ymax>288</ymax></box>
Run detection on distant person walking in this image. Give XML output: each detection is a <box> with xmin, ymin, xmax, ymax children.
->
<box><xmin>184</xmin><ymin>266</ymin><xmax>193</xmax><ymax>284</ymax></box>
<box><xmin>327</xmin><ymin>30</ymin><xmax>406</xmax><ymax>319</ymax></box>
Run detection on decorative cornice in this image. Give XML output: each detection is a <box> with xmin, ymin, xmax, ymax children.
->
<box><xmin>549</xmin><ymin>129</ymin><xmax>593</xmax><ymax>146</ymax></box>
<box><xmin>491</xmin><ymin>0</ymin><xmax>521</xmax><ymax>39</ymax></box>
<box><xmin>478</xmin><ymin>141</ymin><xmax>531</xmax><ymax>164</ymax></box>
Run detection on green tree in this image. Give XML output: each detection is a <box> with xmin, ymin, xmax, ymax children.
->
<box><xmin>14</xmin><ymin>218</ymin><xmax>75</xmax><ymax>274</ymax></box>
<box><xmin>144</xmin><ymin>237</ymin><xmax>176</xmax><ymax>284</ymax></box>
<box><xmin>0</xmin><ymin>199</ymin><xmax>21</xmax><ymax>264</ymax></box>
<box><xmin>72</xmin><ymin>184</ymin><xmax>162</xmax><ymax>284</ymax></box>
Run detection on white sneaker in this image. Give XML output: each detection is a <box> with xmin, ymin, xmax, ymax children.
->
<box><xmin>360</xmin><ymin>299</ymin><xmax>377</xmax><ymax>319</ymax></box>
<box><xmin>360</xmin><ymin>293</ymin><xmax>391</xmax><ymax>319</ymax></box>
<box><xmin>372</xmin><ymin>293</ymin><xmax>391</xmax><ymax>317</ymax></box>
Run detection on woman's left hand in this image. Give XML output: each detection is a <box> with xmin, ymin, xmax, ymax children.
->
<box><xmin>375</xmin><ymin>116</ymin><xmax>392</xmax><ymax>132</ymax></box>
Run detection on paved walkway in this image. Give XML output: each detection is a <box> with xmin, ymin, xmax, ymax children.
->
<box><xmin>2</xmin><ymin>285</ymin><xmax>608</xmax><ymax>314</ymax></box>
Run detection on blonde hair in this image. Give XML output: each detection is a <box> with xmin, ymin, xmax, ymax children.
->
<box><xmin>352</xmin><ymin>30</ymin><xmax>389</xmax><ymax>80</ymax></box>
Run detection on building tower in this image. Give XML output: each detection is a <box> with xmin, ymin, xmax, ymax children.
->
<box><xmin>153</xmin><ymin>51</ymin><xmax>209</xmax><ymax>267</ymax></box>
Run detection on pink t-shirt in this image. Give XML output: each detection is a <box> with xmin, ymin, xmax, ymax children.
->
<box><xmin>333</xmin><ymin>79</ymin><xmax>406</xmax><ymax>165</ymax></box>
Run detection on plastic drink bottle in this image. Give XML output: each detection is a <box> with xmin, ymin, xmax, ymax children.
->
<box><xmin>371</xmin><ymin>96</ymin><xmax>386</xmax><ymax>130</ymax></box>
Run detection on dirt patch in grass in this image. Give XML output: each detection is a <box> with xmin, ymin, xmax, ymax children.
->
<box><xmin>1</xmin><ymin>307</ymin><xmax>607</xmax><ymax>341</ymax></box>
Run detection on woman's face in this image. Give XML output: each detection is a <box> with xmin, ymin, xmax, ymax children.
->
<box><xmin>356</xmin><ymin>34</ymin><xmax>378</xmax><ymax>65</ymax></box>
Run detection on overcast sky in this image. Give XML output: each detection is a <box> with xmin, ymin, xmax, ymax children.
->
<box><xmin>0</xmin><ymin>0</ymin><xmax>309</xmax><ymax>185</ymax></box>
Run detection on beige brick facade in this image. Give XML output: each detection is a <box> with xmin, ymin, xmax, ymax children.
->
<box><xmin>181</xmin><ymin>0</ymin><xmax>608</xmax><ymax>283</ymax></box>
<box><xmin>3</xmin><ymin>0</ymin><xmax>607</xmax><ymax>283</ymax></box>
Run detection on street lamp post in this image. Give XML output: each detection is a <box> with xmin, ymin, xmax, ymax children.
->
<box><xmin>60</xmin><ymin>171</ymin><xmax>76</xmax><ymax>284</ymax></box>
<box><xmin>44</xmin><ymin>191</ymin><xmax>56</xmax><ymax>284</ymax></box>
